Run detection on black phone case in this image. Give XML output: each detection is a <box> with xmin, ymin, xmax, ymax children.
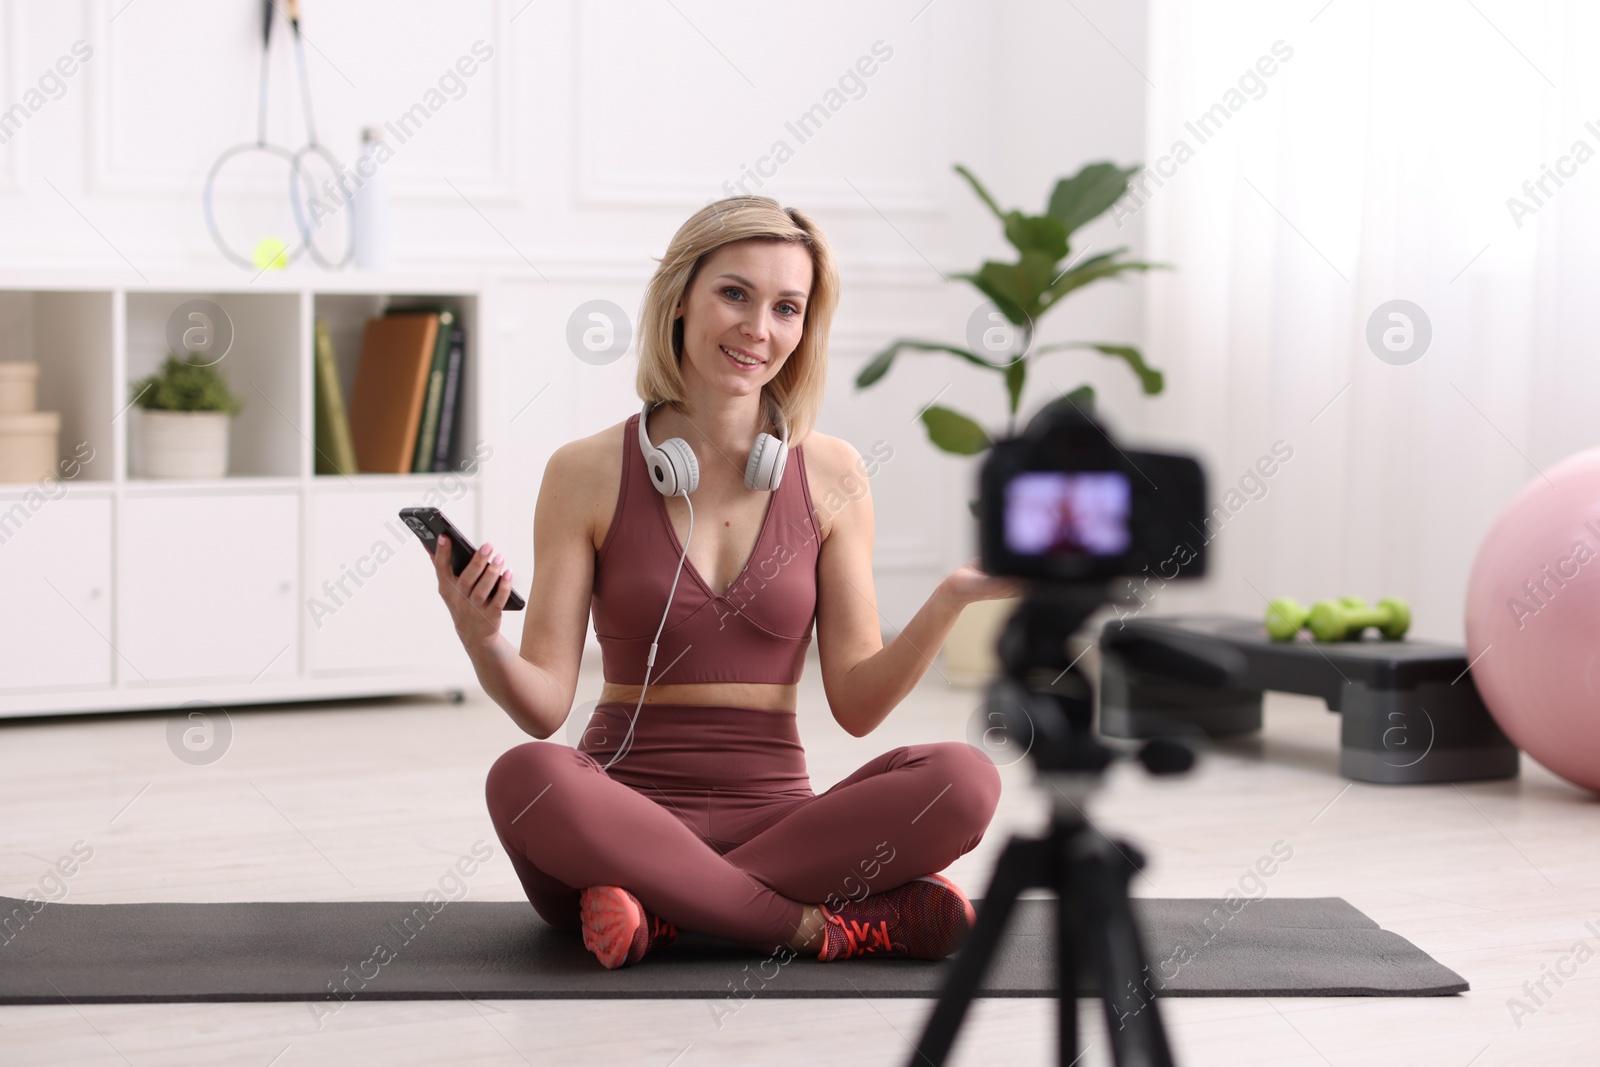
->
<box><xmin>400</xmin><ymin>506</ymin><xmax>526</xmax><ymax>611</ymax></box>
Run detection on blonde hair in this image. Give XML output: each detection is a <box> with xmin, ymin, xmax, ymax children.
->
<box><xmin>635</xmin><ymin>196</ymin><xmax>838</xmax><ymax>448</ymax></box>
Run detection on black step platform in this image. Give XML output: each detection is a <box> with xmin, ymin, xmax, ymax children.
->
<box><xmin>1097</xmin><ymin>615</ymin><xmax>1519</xmax><ymax>785</ymax></box>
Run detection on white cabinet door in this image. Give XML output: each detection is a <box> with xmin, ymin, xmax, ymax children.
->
<box><xmin>306</xmin><ymin>488</ymin><xmax>475</xmax><ymax>676</ymax></box>
<box><xmin>119</xmin><ymin>493</ymin><xmax>299</xmax><ymax>684</ymax></box>
<box><xmin>0</xmin><ymin>494</ymin><xmax>113</xmax><ymax>690</ymax></box>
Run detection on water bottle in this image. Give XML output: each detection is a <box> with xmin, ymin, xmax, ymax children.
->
<box><xmin>353</xmin><ymin>126</ymin><xmax>390</xmax><ymax>270</ymax></box>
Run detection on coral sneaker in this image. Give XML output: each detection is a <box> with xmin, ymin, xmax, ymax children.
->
<box><xmin>579</xmin><ymin>885</ymin><xmax>677</xmax><ymax>969</ymax></box>
<box><xmin>816</xmin><ymin>873</ymin><xmax>977</xmax><ymax>962</ymax></box>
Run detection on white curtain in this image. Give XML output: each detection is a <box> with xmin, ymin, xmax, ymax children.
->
<box><xmin>1134</xmin><ymin>0</ymin><xmax>1600</xmax><ymax>640</ymax></box>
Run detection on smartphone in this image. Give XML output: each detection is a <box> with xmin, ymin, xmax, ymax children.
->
<box><xmin>400</xmin><ymin>506</ymin><xmax>526</xmax><ymax>611</ymax></box>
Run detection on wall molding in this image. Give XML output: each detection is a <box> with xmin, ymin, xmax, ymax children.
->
<box><xmin>0</xmin><ymin>0</ymin><xmax>23</xmax><ymax>193</ymax></box>
<box><xmin>570</xmin><ymin>1</ymin><xmax>946</xmax><ymax>215</ymax></box>
<box><xmin>82</xmin><ymin>0</ymin><xmax>519</xmax><ymax>205</ymax></box>
<box><xmin>396</xmin><ymin>241</ymin><xmax>961</xmax><ymax>286</ymax></box>
<box><xmin>377</xmin><ymin>241</ymin><xmax>960</xmax><ymax>289</ymax></box>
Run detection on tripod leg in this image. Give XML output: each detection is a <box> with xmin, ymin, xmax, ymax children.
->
<box><xmin>1079</xmin><ymin>836</ymin><xmax>1175</xmax><ymax>1067</ymax></box>
<box><xmin>909</xmin><ymin>834</ymin><xmax>1053</xmax><ymax>1067</ymax></box>
<box><xmin>1056</xmin><ymin>873</ymin><xmax>1080</xmax><ymax>1064</ymax></box>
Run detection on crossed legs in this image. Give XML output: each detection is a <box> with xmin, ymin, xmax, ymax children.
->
<box><xmin>486</xmin><ymin>739</ymin><xmax>1002</xmax><ymax>955</ymax></box>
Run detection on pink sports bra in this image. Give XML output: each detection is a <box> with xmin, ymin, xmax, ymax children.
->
<box><xmin>590</xmin><ymin>411</ymin><xmax>822</xmax><ymax>685</ymax></box>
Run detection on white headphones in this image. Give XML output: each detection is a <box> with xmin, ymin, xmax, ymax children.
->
<box><xmin>599</xmin><ymin>399</ymin><xmax>790</xmax><ymax>772</ymax></box>
<box><xmin>637</xmin><ymin>399</ymin><xmax>789</xmax><ymax>496</ymax></box>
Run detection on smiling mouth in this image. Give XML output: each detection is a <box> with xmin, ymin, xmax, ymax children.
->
<box><xmin>720</xmin><ymin>345</ymin><xmax>764</xmax><ymax>367</ymax></box>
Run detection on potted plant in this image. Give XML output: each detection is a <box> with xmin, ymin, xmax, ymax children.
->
<box><xmin>130</xmin><ymin>353</ymin><xmax>245</xmax><ymax>479</ymax></box>
<box><xmin>854</xmin><ymin>161</ymin><xmax>1169</xmax><ymax>681</ymax></box>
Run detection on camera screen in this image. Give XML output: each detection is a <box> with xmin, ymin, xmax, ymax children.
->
<box><xmin>1004</xmin><ymin>471</ymin><xmax>1131</xmax><ymax>557</ymax></box>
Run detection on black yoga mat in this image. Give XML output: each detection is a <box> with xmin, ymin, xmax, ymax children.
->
<box><xmin>0</xmin><ymin>894</ymin><xmax>1466</xmax><ymax>1004</ymax></box>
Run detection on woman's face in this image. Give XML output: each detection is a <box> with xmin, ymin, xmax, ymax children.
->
<box><xmin>673</xmin><ymin>239</ymin><xmax>813</xmax><ymax>402</ymax></box>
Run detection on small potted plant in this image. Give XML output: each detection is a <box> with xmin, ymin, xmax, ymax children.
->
<box><xmin>856</xmin><ymin>160</ymin><xmax>1169</xmax><ymax>681</ymax></box>
<box><xmin>130</xmin><ymin>353</ymin><xmax>245</xmax><ymax>479</ymax></box>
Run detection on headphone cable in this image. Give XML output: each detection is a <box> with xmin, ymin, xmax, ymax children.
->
<box><xmin>600</xmin><ymin>488</ymin><xmax>694</xmax><ymax>771</ymax></box>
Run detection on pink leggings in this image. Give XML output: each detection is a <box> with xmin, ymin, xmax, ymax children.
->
<box><xmin>485</xmin><ymin>702</ymin><xmax>1003</xmax><ymax>955</ymax></box>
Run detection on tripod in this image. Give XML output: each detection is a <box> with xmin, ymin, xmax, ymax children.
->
<box><xmin>908</xmin><ymin>586</ymin><xmax>1198</xmax><ymax>1067</ymax></box>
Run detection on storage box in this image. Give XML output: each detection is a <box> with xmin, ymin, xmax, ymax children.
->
<box><xmin>0</xmin><ymin>361</ymin><xmax>40</xmax><ymax>414</ymax></box>
<box><xmin>0</xmin><ymin>410</ymin><xmax>62</xmax><ymax>484</ymax></box>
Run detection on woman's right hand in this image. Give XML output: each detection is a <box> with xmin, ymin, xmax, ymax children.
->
<box><xmin>429</xmin><ymin>534</ymin><xmax>516</xmax><ymax>650</ymax></box>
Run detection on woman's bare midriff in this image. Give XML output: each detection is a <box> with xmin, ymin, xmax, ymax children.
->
<box><xmin>597</xmin><ymin>680</ymin><xmax>798</xmax><ymax>713</ymax></box>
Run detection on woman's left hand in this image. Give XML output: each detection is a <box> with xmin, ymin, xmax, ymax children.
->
<box><xmin>942</xmin><ymin>556</ymin><xmax>1026</xmax><ymax>607</ymax></box>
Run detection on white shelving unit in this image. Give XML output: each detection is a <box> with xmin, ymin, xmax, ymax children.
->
<box><xmin>0</xmin><ymin>271</ymin><xmax>504</xmax><ymax>718</ymax></box>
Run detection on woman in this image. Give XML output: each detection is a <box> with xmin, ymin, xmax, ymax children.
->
<box><xmin>428</xmin><ymin>196</ymin><xmax>1020</xmax><ymax>969</ymax></box>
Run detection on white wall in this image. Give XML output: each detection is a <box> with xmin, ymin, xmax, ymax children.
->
<box><xmin>0</xmin><ymin>0</ymin><xmax>1151</xmax><ymax>648</ymax></box>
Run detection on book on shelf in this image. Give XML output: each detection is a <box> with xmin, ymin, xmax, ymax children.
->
<box><xmin>379</xmin><ymin>304</ymin><xmax>468</xmax><ymax>474</ymax></box>
<box><xmin>347</xmin><ymin>312</ymin><xmax>439</xmax><ymax>474</ymax></box>
<box><xmin>430</xmin><ymin>316</ymin><xmax>467</xmax><ymax>472</ymax></box>
<box><xmin>312</xmin><ymin>318</ymin><xmax>359</xmax><ymax>476</ymax></box>
<box><xmin>407</xmin><ymin>308</ymin><xmax>453</xmax><ymax>473</ymax></box>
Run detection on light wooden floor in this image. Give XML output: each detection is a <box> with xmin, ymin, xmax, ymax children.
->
<box><xmin>2</xmin><ymin>652</ymin><xmax>1597</xmax><ymax>1067</ymax></box>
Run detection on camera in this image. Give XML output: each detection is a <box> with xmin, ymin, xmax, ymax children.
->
<box><xmin>977</xmin><ymin>396</ymin><xmax>1209</xmax><ymax>585</ymax></box>
<box><xmin>911</xmin><ymin>397</ymin><xmax>1210</xmax><ymax>1066</ymax></box>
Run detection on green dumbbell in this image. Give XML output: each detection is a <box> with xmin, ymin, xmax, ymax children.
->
<box><xmin>1265</xmin><ymin>596</ymin><xmax>1367</xmax><ymax>641</ymax></box>
<box><xmin>1307</xmin><ymin>596</ymin><xmax>1411</xmax><ymax>641</ymax></box>
<box><xmin>1265</xmin><ymin>598</ymin><xmax>1311</xmax><ymax>640</ymax></box>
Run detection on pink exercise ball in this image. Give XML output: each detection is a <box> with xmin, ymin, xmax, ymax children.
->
<box><xmin>1465</xmin><ymin>447</ymin><xmax>1600</xmax><ymax>794</ymax></box>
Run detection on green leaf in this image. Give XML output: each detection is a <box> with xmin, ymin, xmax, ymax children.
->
<box><xmin>1045</xmin><ymin>248</ymin><xmax>1121</xmax><ymax>287</ymax></box>
<box><xmin>1042</xmin><ymin>251</ymin><xmax>1166</xmax><ymax>310</ymax></box>
<box><xmin>1089</xmin><ymin>344</ymin><xmax>1164</xmax><ymax>394</ymax></box>
<box><xmin>920</xmin><ymin>405</ymin><xmax>992</xmax><ymax>455</ymax></box>
<box><xmin>956</xmin><ymin>249</ymin><xmax>1062</xmax><ymax>325</ymax></box>
<box><xmin>1002</xmin><ymin>213</ymin><xmax>1069</xmax><ymax>261</ymax></box>
<box><xmin>129</xmin><ymin>353</ymin><xmax>245</xmax><ymax>415</ymax></box>
<box><xmin>874</xmin><ymin>161</ymin><xmax>1171</xmax><ymax>433</ymax></box>
<box><xmin>1046</xmin><ymin>162</ymin><xmax>1143</xmax><ymax>239</ymax></box>
<box><xmin>953</xmin><ymin>163</ymin><xmax>1008</xmax><ymax>226</ymax></box>
<box><xmin>854</xmin><ymin>340</ymin><xmax>1008</xmax><ymax>391</ymax></box>
<box><xmin>1032</xmin><ymin>342</ymin><xmax>1164</xmax><ymax>395</ymax></box>
<box><xmin>1061</xmin><ymin>383</ymin><xmax>1096</xmax><ymax>415</ymax></box>
<box><xmin>855</xmin><ymin>343</ymin><xmax>898</xmax><ymax>388</ymax></box>
<box><xmin>851</xmin><ymin>342</ymin><xmax>998</xmax><ymax>391</ymax></box>
<box><xmin>1004</xmin><ymin>356</ymin><xmax>1026</xmax><ymax>416</ymax></box>
<box><xmin>949</xmin><ymin>267</ymin><xmax>1030</xmax><ymax>327</ymax></box>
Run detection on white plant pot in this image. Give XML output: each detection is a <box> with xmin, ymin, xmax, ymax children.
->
<box><xmin>138</xmin><ymin>410</ymin><xmax>231</xmax><ymax>479</ymax></box>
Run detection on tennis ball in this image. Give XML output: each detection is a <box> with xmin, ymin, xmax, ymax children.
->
<box><xmin>253</xmin><ymin>236</ymin><xmax>289</xmax><ymax>271</ymax></box>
